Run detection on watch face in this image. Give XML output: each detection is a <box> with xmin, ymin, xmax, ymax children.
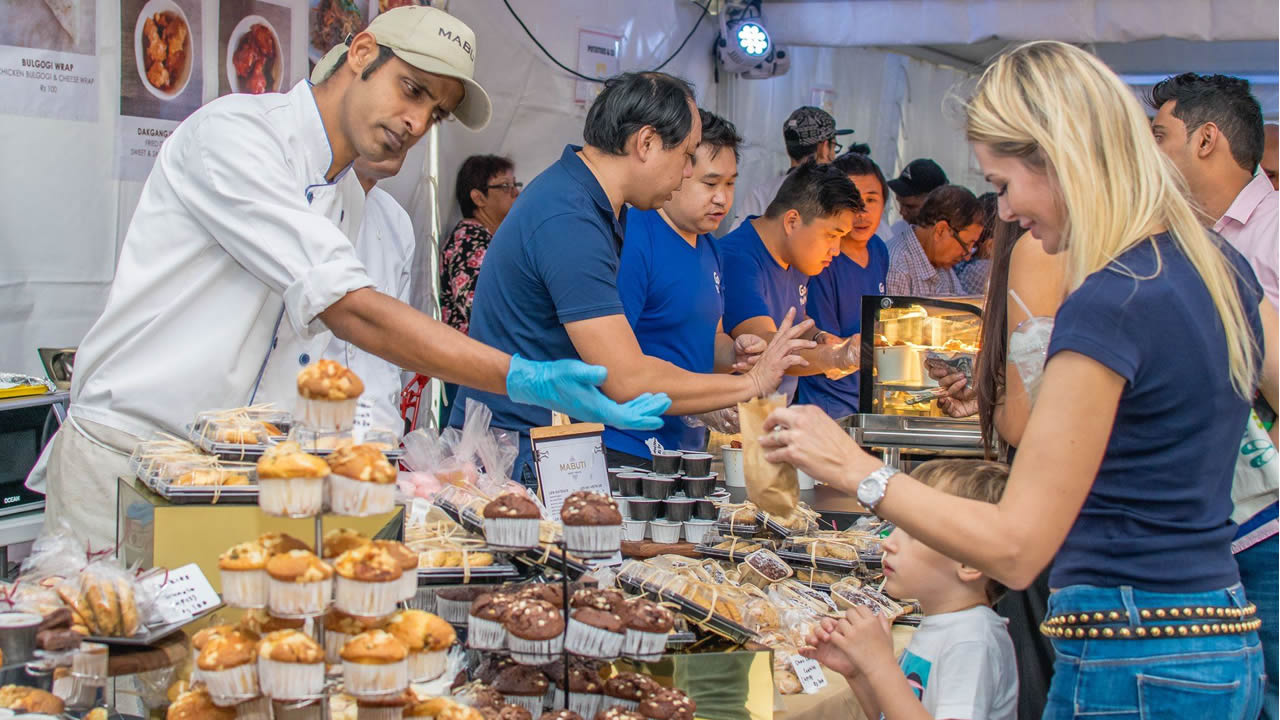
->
<box><xmin>857</xmin><ymin>476</ymin><xmax>879</xmax><ymax>505</ymax></box>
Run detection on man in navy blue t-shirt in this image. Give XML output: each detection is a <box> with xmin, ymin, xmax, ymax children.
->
<box><xmin>604</xmin><ymin>110</ymin><xmax>767</xmax><ymax>462</ymax></box>
<box><xmin>722</xmin><ymin>162</ymin><xmax>864</xmax><ymax>401</ymax></box>
<box><xmin>452</xmin><ymin>73</ymin><xmax>812</xmax><ymax>484</ymax></box>
<box><xmin>796</xmin><ymin>152</ymin><xmax>891</xmax><ymax>418</ymax></box>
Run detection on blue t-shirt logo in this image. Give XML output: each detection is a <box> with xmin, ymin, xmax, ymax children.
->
<box><xmin>798</xmin><ymin>283</ymin><xmax>808</xmax><ymax>306</ymax></box>
<box><xmin>714</xmin><ymin>271</ymin><xmax>722</xmax><ymax>295</ymax></box>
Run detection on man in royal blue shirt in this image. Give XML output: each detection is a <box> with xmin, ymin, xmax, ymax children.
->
<box><xmin>721</xmin><ymin>162</ymin><xmax>864</xmax><ymax>401</ymax></box>
<box><xmin>796</xmin><ymin>152</ymin><xmax>890</xmax><ymax>418</ymax></box>
<box><xmin>603</xmin><ymin>110</ymin><xmax>766</xmax><ymax>464</ymax></box>
<box><xmin>452</xmin><ymin>73</ymin><xmax>812</xmax><ymax>484</ymax></box>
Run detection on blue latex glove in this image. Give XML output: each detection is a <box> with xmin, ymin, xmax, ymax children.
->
<box><xmin>505</xmin><ymin>354</ymin><xmax>670</xmax><ymax>430</ymax></box>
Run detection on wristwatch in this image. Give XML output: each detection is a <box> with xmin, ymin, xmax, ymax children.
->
<box><xmin>856</xmin><ymin>464</ymin><xmax>897</xmax><ymax>511</ymax></box>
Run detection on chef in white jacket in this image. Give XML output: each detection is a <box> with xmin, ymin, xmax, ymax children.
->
<box><xmin>35</xmin><ymin>6</ymin><xmax>669</xmax><ymax>548</ymax></box>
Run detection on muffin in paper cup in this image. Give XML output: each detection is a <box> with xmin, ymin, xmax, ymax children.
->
<box><xmin>258</xmin><ymin>476</ymin><xmax>325</xmax><ymax>518</ymax></box>
<box><xmin>203</xmin><ymin>664</ymin><xmax>259</xmax><ymax>706</ymax></box>
<box><xmin>408</xmin><ymin>649</ymin><xmax>449</xmax><ymax>682</ymax></box>
<box><xmin>467</xmin><ymin>615</ymin><xmax>507</xmax><ymax>651</ymax></box>
<box><xmin>220</xmin><ymin>568</ymin><xmax>268</xmax><ymax>609</ymax></box>
<box><xmin>334</xmin><ymin>576</ymin><xmax>400</xmax><ymax>617</ymax></box>
<box><xmin>382</xmin><ymin>609</ymin><xmax>457</xmax><ymax>682</ymax></box>
<box><xmin>323</xmin><ymin>630</ymin><xmax>353</xmax><ymax>665</ymax></box>
<box><xmin>295</xmin><ymin>359</ymin><xmax>363</xmax><ymax>431</ymax></box>
<box><xmin>552</xmin><ymin>688</ymin><xmax>604</xmax><ymax>719</ymax></box>
<box><xmin>370</xmin><ymin>539</ymin><xmax>420</xmax><ymax>602</ymax></box>
<box><xmin>564</xmin><ymin>611</ymin><xmax>624</xmax><ymax>659</ymax></box>
<box><xmin>434</xmin><ymin>595</ymin><xmax>471</xmax><ymax>624</ymax></box>
<box><xmin>563</xmin><ymin>525</ymin><xmax>622</xmax><ymax>557</ymax></box>
<box><xmin>508</xmin><ymin>635</ymin><xmax>563</xmax><ymax>666</ymax></box>
<box><xmin>257</xmin><ymin>658</ymin><xmax>323</xmax><ymax>701</ymax></box>
<box><xmin>267</xmin><ymin>576</ymin><xmax>332</xmax><ymax>617</ymax></box>
<box><xmin>502</xmin><ymin>693</ymin><xmax>546</xmax><ymax>716</ymax></box>
<box><xmin>561</xmin><ymin>491</ymin><xmax>623</xmax><ymax>557</ymax></box>
<box><xmin>328</xmin><ymin>473</ymin><xmax>396</xmax><ymax>517</ymax></box>
<box><xmin>482</xmin><ymin>492</ymin><xmax>543</xmax><ymax>548</ymax></box>
<box><xmin>623</xmin><ymin>628</ymin><xmax>668</xmax><ymax>662</ymax></box>
<box><xmin>341</xmin><ymin>658</ymin><xmax>408</xmax><ymax>700</ymax></box>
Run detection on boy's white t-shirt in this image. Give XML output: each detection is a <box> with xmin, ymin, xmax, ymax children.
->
<box><xmin>893</xmin><ymin>605</ymin><xmax>1018</xmax><ymax>720</ymax></box>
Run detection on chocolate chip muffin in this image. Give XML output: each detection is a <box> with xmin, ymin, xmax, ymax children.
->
<box><xmin>570</xmin><ymin>588</ymin><xmax>625</xmax><ymax>613</ymax></box>
<box><xmin>565</xmin><ymin>607</ymin><xmax>625</xmax><ymax>659</ymax></box>
<box><xmin>498</xmin><ymin>705</ymin><xmax>533</xmax><ymax>720</ymax></box>
<box><xmin>594</xmin><ymin>709</ymin><xmax>645</xmax><ymax>720</ymax></box>
<box><xmin>541</xmin><ymin>712</ymin><xmax>584</xmax><ymax>720</ymax></box>
<box><xmin>549</xmin><ymin>664</ymin><xmax>606</xmax><ymax>719</ymax></box>
<box><xmin>493</xmin><ymin>665</ymin><xmax>550</xmax><ymax>715</ymax></box>
<box><xmin>620</xmin><ymin>598</ymin><xmax>674</xmax><ymax>661</ymax></box>
<box><xmin>602</xmin><ymin>673</ymin><xmax>661</xmax><ymax>710</ymax></box>
<box><xmin>561</xmin><ymin>492</ymin><xmax>623</xmax><ymax>556</ymax></box>
<box><xmin>504</xmin><ymin>598</ymin><xmax>565</xmax><ymax>664</ymax></box>
<box><xmin>637</xmin><ymin>689</ymin><xmax>695</xmax><ymax>720</ymax></box>
<box><xmin>435</xmin><ymin>585</ymin><xmax>491</xmax><ymax>623</ymax></box>
<box><xmin>482</xmin><ymin>492</ymin><xmax>543</xmax><ymax>548</ymax></box>
<box><xmin>468</xmin><ymin>592</ymin><xmax>515</xmax><ymax>650</ymax></box>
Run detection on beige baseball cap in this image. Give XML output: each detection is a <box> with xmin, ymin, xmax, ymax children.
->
<box><xmin>309</xmin><ymin>5</ymin><xmax>491</xmax><ymax>130</ymax></box>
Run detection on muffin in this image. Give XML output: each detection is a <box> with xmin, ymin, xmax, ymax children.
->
<box><xmin>570</xmin><ymin>589</ymin><xmax>624</xmax><ymax>613</ymax></box>
<box><xmin>560</xmin><ymin>492</ymin><xmax>623</xmax><ymax>557</ymax></box>
<box><xmin>435</xmin><ymin>585</ymin><xmax>489</xmax><ymax>624</ymax></box>
<box><xmin>192</xmin><ymin>624</ymin><xmax>244</xmax><ymax>652</ymax></box>
<box><xmin>549</xmin><ymin>666</ymin><xmax>604</xmax><ymax>720</ymax></box>
<box><xmin>238</xmin><ymin>609</ymin><xmax>305</xmax><ymax>636</ymax></box>
<box><xmin>492</xmin><ymin>665</ymin><xmax>549</xmax><ymax>716</ymax></box>
<box><xmin>564</xmin><ymin>607</ymin><xmax>624</xmax><ymax>659</ymax></box>
<box><xmin>327</xmin><ymin>443</ymin><xmax>398</xmax><ymax>516</ymax></box>
<box><xmin>0</xmin><ymin>685</ymin><xmax>64</xmax><ymax>714</ymax></box>
<box><xmin>475</xmin><ymin>654</ymin><xmax>519</xmax><ymax>686</ymax></box>
<box><xmin>323</xmin><ymin>528</ymin><xmax>371</xmax><ymax>559</ymax></box>
<box><xmin>516</xmin><ymin>583</ymin><xmax>566</xmax><ymax>609</ymax></box>
<box><xmin>403</xmin><ymin>693</ymin><xmax>485</xmax><ymax>720</ymax></box>
<box><xmin>482</xmin><ymin>493</ymin><xmax>542</xmax><ymax>548</ymax></box>
<box><xmin>218</xmin><ymin>541</ymin><xmax>269</xmax><ymax>608</ymax></box>
<box><xmin>467</xmin><ymin>593</ymin><xmax>513</xmax><ymax>651</ymax></box>
<box><xmin>296</xmin><ymin>359</ymin><xmax>364</xmax><ymax>430</ymax></box>
<box><xmin>197</xmin><ymin>631</ymin><xmax>260</xmax><ymax>705</ymax></box>
<box><xmin>620</xmin><ymin>599</ymin><xmax>674</xmax><ymax>662</ymax></box>
<box><xmin>258</xmin><ymin>532</ymin><xmax>312</xmax><ymax>556</ymax></box>
<box><xmin>257</xmin><ymin>629</ymin><xmax>325</xmax><ymax>701</ymax></box>
<box><xmin>166</xmin><ymin>686</ymin><xmax>235</xmax><ymax>719</ymax></box>
<box><xmin>256</xmin><ymin>442</ymin><xmax>330</xmax><ymax>517</ymax></box>
<box><xmin>594</xmin><ymin>709</ymin><xmax>644</xmax><ymax>720</ymax></box>
<box><xmin>600</xmin><ymin>673</ymin><xmax>659</xmax><ymax>712</ymax></box>
<box><xmin>383</xmin><ymin>609</ymin><xmax>457</xmax><ymax>682</ymax></box>
<box><xmin>355</xmin><ymin>691</ymin><xmax>410</xmax><ymax>720</ymax></box>
<box><xmin>324</xmin><ymin>609</ymin><xmax>382</xmax><ymax>665</ymax></box>
<box><xmin>333</xmin><ymin>544</ymin><xmax>403</xmax><ymax>617</ymax></box>
<box><xmin>503</xmin><ymin>599</ymin><xmax>565</xmax><ymax>665</ymax></box>
<box><xmin>266</xmin><ymin>550</ymin><xmax>334</xmax><ymax>617</ymax></box>
<box><xmin>637</xmin><ymin>689</ymin><xmax>695</xmax><ymax>720</ymax></box>
<box><xmin>542</xmin><ymin>713</ymin><xmax>584</xmax><ymax>720</ymax></box>
<box><xmin>373</xmin><ymin>539</ymin><xmax>420</xmax><ymax>601</ymax></box>
<box><xmin>341</xmin><ymin>629</ymin><xmax>409</xmax><ymax>700</ymax></box>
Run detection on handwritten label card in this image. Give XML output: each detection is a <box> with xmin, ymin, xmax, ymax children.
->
<box><xmin>139</xmin><ymin>563</ymin><xmax>221</xmax><ymax>626</ymax></box>
<box><xmin>790</xmin><ymin>656</ymin><xmax>829</xmax><ymax>694</ymax></box>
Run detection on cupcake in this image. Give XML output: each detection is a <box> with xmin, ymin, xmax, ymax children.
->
<box><xmin>483</xmin><ymin>492</ymin><xmax>543</xmax><ymax>548</ymax></box>
<box><xmin>266</xmin><ymin>550</ymin><xmax>334</xmax><ymax>617</ymax></box>
<box><xmin>494</xmin><ymin>706</ymin><xmax>533</xmax><ymax>720</ymax></box>
<box><xmin>504</xmin><ymin>599</ymin><xmax>565</xmax><ymax>665</ymax></box>
<box><xmin>197</xmin><ymin>631</ymin><xmax>260</xmax><ymax>706</ymax></box>
<box><xmin>256</xmin><ymin>442</ymin><xmax>330</xmax><ymax>517</ymax></box>
<box><xmin>560</xmin><ymin>492</ymin><xmax>623</xmax><ymax>557</ymax></box>
<box><xmin>435</xmin><ymin>586</ymin><xmax>488</xmax><ymax>624</ymax></box>
<box><xmin>600</xmin><ymin>674</ymin><xmax>659</xmax><ymax>712</ymax></box>
<box><xmin>467</xmin><ymin>593</ymin><xmax>513</xmax><ymax>651</ymax></box>
<box><xmin>218</xmin><ymin>542</ymin><xmax>269</xmax><ymax>608</ymax></box>
<box><xmin>238</xmin><ymin>609</ymin><xmax>305</xmax><ymax>636</ymax></box>
<box><xmin>594</xmin><ymin>709</ymin><xmax>644</xmax><ymax>720</ymax></box>
<box><xmin>621</xmin><ymin>599</ymin><xmax>674</xmax><ymax>662</ymax></box>
<box><xmin>340</xmin><ymin>629</ymin><xmax>409</xmax><ymax>701</ymax></box>
<box><xmin>323</xmin><ymin>610</ymin><xmax>381</xmax><ymax>665</ymax></box>
<box><xmin>570</xmin><ymin>589</ymin><xmax>624</xmax><ymax>613</ymax></box>
<box><xmin>516</xmin><ymin>583</ymin><xmax>567</xmax><ymax>609</ymax></box>
<box><xmin>322</xmin><ymin>528</ymin><xmax>371</xmax><ymax>560</ymax></box>
<box><xmin>492</xmin><ymin>666</ymin><xmax>549</xmax><ymax>716</ymax></box>
<box><xmin>257</xmin><ymin>629</ymin><xmax>325</xmax><ymax>701</ymax></box>
<box><xmin>372</xmin><ymin>540</ymin><xmax>420</xmax><ymax>601</ymax></box>
<box><xmin>475</xmin><ymin>654</ymin><xmax>519</xmax><ymax>686</ymax></box>
<box><xmin>356</xmin><ymin>691</ymin><xmax>410</xmax><ymax>720</ymax></box>
<box><xmin>403</xmin><ymin>694</ymin><xmax>485</xmax><ymax>720</ymax></box>
<box><xmin>564</xmin><ymin>607</ymin><xmax>625</xmax><ymax>659</ymax></box>
<box><xmin>258</xmin><ymin>532</ymin><xmax>312</xmax><ymax>556</ymax></box>
<box><xmin>549</xmin><ymin>666</ymin><xmax>604</xmax><ymax>719</ymax></box>
<box><xmin>383</xmin><ymin>609</ymin><xmax>456</xmax><ymax>682</ymax></box>
<box><xmin>296</xmin><ymin>359</ymin><xmax>364</xmax><ymax>431</ymax></box>
<box><xmin>542</xmin><ymin>713</ymin><xmax>584</xmax><ymax>720</ymax></box>
<box><xmin>327</xmin><ymin>443</ymin><xmax>398</xmax><ymax>516</ymax></box>
<box><xmin>167</xmin><ymin>686</ymin><xmax>236</xmax><ymax>719</ymax></box>
<box><xmin>637</xmin><ymin>689</ymin><xmax>695</xmax><ymax>720</ymax></box>
<box><xmin>333</xmin><ymin>544</ymin><xmax>403</xmax><ymax>617</ymax></box>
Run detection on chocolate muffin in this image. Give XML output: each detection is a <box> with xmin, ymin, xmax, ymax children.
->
<box><xmin>482</xmin><ymin>492</ymin><xmax>543</xmax><ymax>548</ymax></box>
<box><xmin>493</xmin><ymin>665</ymin><xmax>550</xmax><ymax>716</ymax></box>
<box><xmin>621</xmin><ymin>598</ymin><xmax>674</xmax><ymax>661</ymax></box>
<box><xmin>550</xmin><ymin>665</ymin><xmax>606</xmax><ymax>719</ymax></box>
<box><xmin>570</xmin><ymin>588</ymin><xmax>625</xmax><ymax>613</ymax></box>
<box><xmin>436</xmin><ymin>585</ymin><xmax>491</xmax><ymax>623</ymax></box>
<box><xmin>468</xmin><ymin>592</ymin><xmax>514</xmax><ymax>650</ymax></box>
<box><xmin>468</xmin><ymin>684</ymin><xmax>507</xmax><ymax>710</ymax></box>
<box><xmin>541</xmin><ymin>712</ymin><xmax>584</xmax><ymax>720</ymax></box>
<box><xmin>475</xmin><ymin>654</ymin><xmax>518</xmax><ymax>685</ymax></box>
<box><xmin>565</xmin><ymin>607</ymin><xmax>625</xmax><ymax>659</ymax></box>
<box><xmin>498</xmin><ymin>705</ymin><xmax>534</xmax><ymax>720</ymax></box>
<box><xmin>594</xmin><ymin>709</ymin><xmax>645</xmax><ymax>720</ymax></box>
<box><xmin>602</xmin><ymin>673</ymin><xmax>660</xmax><ymax>710</ymax></box>
<box><xmin>561</xmin><ymin>492</ymin><xmax>623</xmax><ymax>556</ymax></box>
<box><xmin>637</xmin><ymin>689</ymin><xmax>695</xmax><ymax>720</ymax></box>
<box><xmin>517</xmin><ymin>583</ymin><xmax>566</xmax><ymax>608</ymax></box>
<box><xmin>504</xmin><ymin>598</ymin><xmax>565</xmax><ymax>664</ymax></box>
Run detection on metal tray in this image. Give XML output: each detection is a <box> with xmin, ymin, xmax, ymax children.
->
<box><xmin>417</xmin><ymin>564</ymin><xmax>521</xmax><ymax>585</ymax></box>
<box><xmin>615</xmin><ymin>575</ymin><xmax>755</xmax><ymax>646</ymax></box>
<box><xmin>83</xmin><ymin>605</ymin><xmax>221</xmax><ymax>646</ymax></box>
<box><xmin>714</xmin><ymin>521</ymin><xmax>761</xmax><ymax>538</ymax></box>
<box><xmin>694</xmin><ymin>540</ymin><xmax>776</xmax><ymax>564</ymax></box>
<box><xmin>776</xmin><ymin>549</ymin><xmax>863</xmax><ymax>574</ymax></box>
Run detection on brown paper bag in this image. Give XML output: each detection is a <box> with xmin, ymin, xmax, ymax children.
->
<box><xmin>737</xmin><ymin>394</ymin><xmax>798</xmax><ymax>516</ymax></box>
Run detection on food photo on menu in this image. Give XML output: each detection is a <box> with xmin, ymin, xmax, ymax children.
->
<box><xmin>0</xmin><ymin>0</ymin><xmax>96</xmax><ymax>55</ymax></box>
<box><xmin>218</xmin><ymin>0</ymin><xmax>290</xmax><ymax>96</ymax></box>
<box><xmin>118</xmin><ymin>0</ymin><xmax>202</xmax><ymax>122</ymax></box>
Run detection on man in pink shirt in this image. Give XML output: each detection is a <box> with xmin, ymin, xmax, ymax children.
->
<box><xmin>1150</xmin><ymin>73</ymin><xmax>1278</xmax><ymax>308</ymax></box>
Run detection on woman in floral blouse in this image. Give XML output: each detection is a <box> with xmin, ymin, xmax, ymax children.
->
<box><xmin>439</xmin><ymin>154</ymin><xmax>519</xmax><ymax>410</ymax></box>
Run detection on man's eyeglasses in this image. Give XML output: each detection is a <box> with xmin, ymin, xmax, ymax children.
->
<box><xmin>487</xmin><ymin>181</ymin><xmax>523</xmax><ymax>194</ymax></box>
<box><xmin>949</xmin><ymin>226</ymin><xmax>978</xmax><ymax>258</ymax></box>
<box><xmin>831</xmin><ymin>139</ymin><xmax>843</xmax><ymax>155</ymax></box>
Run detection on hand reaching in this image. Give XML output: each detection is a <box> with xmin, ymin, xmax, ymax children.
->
<box><xmin>801</xmin><ymin>617</ymin><xmax>860</xmax><ymax>678</ymax></box>
<box><xmin>745</xmin><ymin>308</ymin><xmax>815</xmax><ymax>397</ymax></box>
<box><xmin>730</xmin><ymin>334</ymin><xmax>768</xmax><ymax>372</ymax></box>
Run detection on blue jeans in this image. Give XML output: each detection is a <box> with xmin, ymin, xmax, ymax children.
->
<box><xmin>1237</xmin><ymin>535</ymin><xmax>1279</xmax><ymax>720</ymax></box>
<box><xmin>1043</xmin><ymin>584</ymin><xmax>1265</xmax><ymax>720</ymax></box>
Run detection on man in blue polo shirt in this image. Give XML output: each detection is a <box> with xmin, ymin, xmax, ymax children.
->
<box><xmin>721</xmin><ymin>161</ymin><xmax>863</xmax><ymax>401</ymax></box>
<box><xmin>452</xmin><ymin>73</ymin><xmax>813</xmax><ymax>485</ymax></box>
<box><xmin>602</xmin><ymin>110</ymin><xmax>762</xmax><ymax>464</ymax></box>
<box><xmin>796</xmin><ymin>152</ymin><xmax>890</xmax><ymax>418</ymax></box>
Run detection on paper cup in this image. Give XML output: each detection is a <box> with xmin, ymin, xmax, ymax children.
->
<box><xmin>721</xmin><ymin>446</ymin><xmax>745</xmax><ymax>487</ymax></box>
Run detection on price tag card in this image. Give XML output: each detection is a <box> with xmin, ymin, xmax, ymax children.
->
<box><xmin>139</xmin><ymin>563</ymin><xmax>221</xmax><ymax>626</ymax></box>
<box><xmin>352</xmin><ymin>398</ymin><xmax>375</xmax><ymax>443</ymax></box>
<box><xmin>790</xmin><ymin>655</ymin><xmax>829</xmax><ymax>694</ymax></box>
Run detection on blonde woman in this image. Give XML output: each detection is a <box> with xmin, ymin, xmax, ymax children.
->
<box><xmin>768</xmin><ymin>41</ymin><xmax>1278</xmax><ymax>719</ymax></box>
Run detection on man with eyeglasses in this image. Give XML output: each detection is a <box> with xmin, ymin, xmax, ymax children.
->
<box><xmin>885</xmin><ymin>185</ymin><xmax>985</xmax><ymax>297</ymax></box>
<box><xmin>731</xmin><ymin>106</ymin><xmax>853</xmax><ymax>228</ymax></box>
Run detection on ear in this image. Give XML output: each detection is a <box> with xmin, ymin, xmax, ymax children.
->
<box><xmin>345</xmin><ymin>31</ymin><xmax>380</xmax><ymax>75</ymax></box>
<box><xmin>633</xmin><ymin>126</ymin><xmax>658</xmax><ymax>162</ymax></box>
<box><xmin>1195</xmin><ymin>122</ymin><xmax>1220</xmax><ymax>159</ymax></box>
<box><xmin>782</xmin><ymin>208</ymin><xmax>802</xmax><ymax>234</ymax></box>
<box><xmin>469</xmin><ymin>188</ymin><xmax>488</xmax><ymax>209</ymax></box>
<box><xmin>931</xmin><ymin>220</ymin><xmax>949</xmax><ymax>240</ymax></box>
<box><xmin>956</xmin><ymin>563</ymin><xmax>984</xmax><ymax>585</ymax></box>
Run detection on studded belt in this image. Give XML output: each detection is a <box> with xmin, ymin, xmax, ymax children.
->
<box><xmin>1041</xmin><ymin>603</ymin><xmax>1260</xmax><ymax>640</ymax></box>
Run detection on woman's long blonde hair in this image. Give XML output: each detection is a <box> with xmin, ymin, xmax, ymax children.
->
<box><xmin>964</xmin><ymin>41</ymin><xmax>1258</xmax><ymax>397</ymax></box>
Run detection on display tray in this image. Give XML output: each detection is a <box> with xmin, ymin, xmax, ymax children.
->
<box><xmin>714</xmin><ymin>521</ymin><xmax>761</xmax><ymax>537</ymax></box>
<box><xmin>143</xmin><ymin>482</ymin><xmax>260</xmax><ymax>504</ymax></box>
<box><xmin>776</xmin><ymin>548</ymin><xmax>884</xmax><ymax>573</ymax></box>
<box><xmin>84</xmin><ymin>605</ymin><xmax>221</xmax><ymax>647</ymax></box>
<box><xmin>417</xmin><ymin>564</ymin><xmax>521</xmax><ymax>584</ymax></box>
<box><xmin>186</xmin><ymin>423</ymin><xmax>405</xmax><ymax>462</ymax></box>
<box><xmin>694</xmin><ymin>540</ymin><xmax>777</xmax><ymax>564</ymax></box>
<box><xmin>615</xmin><ymin>575</ymin><xmax>754</xmax><ymax>645</ymax></box>
<box><xmin>510</xmin><ymin>544</ymin><xmax>591</xmax><ymax>579</ymax></box>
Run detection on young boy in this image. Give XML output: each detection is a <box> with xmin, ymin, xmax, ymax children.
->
<box><xmin>804</xmin><ymin>459</ymin><xmax>1018</xmax><ymax>720</ymax></box>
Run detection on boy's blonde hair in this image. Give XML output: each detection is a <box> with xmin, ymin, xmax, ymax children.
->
<box><xmin>912</xmin><ymin>459</ymin><xmax>1009</xmax><ymax>605</ymax></box>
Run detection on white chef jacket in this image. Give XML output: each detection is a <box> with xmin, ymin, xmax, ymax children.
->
<box><xmin>320</xmin><ymin>186</ymin><xmax>417</xmax><ymax>435</ymax></box>
<box><xmin>69</xmin><ymin>80</ymin><xmax>374</xmax><ymax>440</ymax></box>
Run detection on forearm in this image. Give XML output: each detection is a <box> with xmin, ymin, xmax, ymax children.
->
<box><xmin>862</xmin><ymin>665</ymin><xmax>936</xmax><ymax>720</ymax></box>
<box><xmin>713</xmin><ymin>333</ymin><xmax>737</xmax><ymax>373</ymax></box>
<box><xmin>321</xmin><ymin>288</ymin><xmax>510</xmax><ymax>395</ymax></box>
<box><xmin>846</xmin><ymin>672</ymin><xmax>884</xmax><ymax>720</ymax></box>
<box><xmin>603</xmin><ymin>355</ymin><xmax>758</xmax><ymax>415</ymax></box>
<box><xmin>755</xmin><ymin>330</ymin><xmax>858</xmax><ymax>376</ymax></box>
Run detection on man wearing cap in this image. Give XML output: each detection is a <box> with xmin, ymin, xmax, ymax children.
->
<box><xmin>886</xmin><ymin>158</ymin><xmax>949</xmax><ymax>243</ymax></box>
<box><xmin>732</xmin><ymin>106</ymin><xmax>852</xmax><ymax>228</ymax></box>
<box><xmin>33</xmin><ymin>7</ymin><xmax>668</xmax><ymax>548</ymax></box>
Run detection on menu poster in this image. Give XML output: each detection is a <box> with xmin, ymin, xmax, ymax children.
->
<box><xmin>219</xmin><ymin>0</ymin><xmax>291</xmax><ymax>97</ymax></box>
<box><xmin>309</xmin><ymin>0</ymin><xmax>367</xmax><ymax>68</ymax></box>
<box><xmin>0</xmin><ymin>0</ymin><xmax>99</xmax><ymax>121</ymax></box>
<box><xmin>531</xmin><ymin>423</ymin><xmax>610</xmax><ymax>521</ymax></box>
<box><xmin>116</xmin><ymin>0</ymin><xmax>204</xmax><ymax>181</ymax></box>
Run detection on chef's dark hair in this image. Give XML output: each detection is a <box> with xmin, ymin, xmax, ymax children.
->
<box><xmin>697</xmin><ymin>108</ymin><xmax>742</xmax><ymax>163</ymax></box>
<box><xmin>763</xmin><ymin>161</ymin><xmax>863</xmax><ymax>222</ymax></box>
<box><xmin>583</xmin><ymin>72</ymin><xmax>696</xmax><ymax>156</ymax></box>
<box><xmin>456</xmin><ymin>154</ymin><xmax>515</xmax><ymax>219</ymax></box>
<box><xmin>833</xmin><ymin>151</ymin><xmax>887</xmax><ymax>202</ymax></box>
<box><xmin>1148</xmin><ymin>73</ymin><xmax>1264</xmax><ymax>173</ymax></box>
<box><xmin>914</xmin><ymin>184</ymin><xmax>983</xmax><ymax>231</ymax></box>
<box><xmin>325</xmin><ymin>44</ymin><xmax>396</xmax><ymax>82</ymax></box>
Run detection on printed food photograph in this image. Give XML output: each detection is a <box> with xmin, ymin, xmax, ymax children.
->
<box><xmin>229</xmin><ymin>19</ymin><xmax>280</xmax><ymax>94</ymax></box>
<box><xmin>140</xmin><ymin>11</ymin><xmax>187</xmax><ymax>93</ymax></box>
<box><xmin>310</xmin><ymin>0</ymin><xmax>362</xmax><ymax>56</ymax></box>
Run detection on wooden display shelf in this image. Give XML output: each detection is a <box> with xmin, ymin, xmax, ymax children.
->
<box><xmin>621</xmin><ymin>540</ymin><xmax>699</xmax><ymax>559</ymax></box>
